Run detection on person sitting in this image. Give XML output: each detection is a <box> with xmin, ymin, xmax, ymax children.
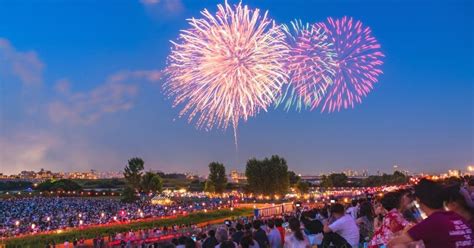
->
<box><xmin>445</xmin><ymin>184</ymin><xmax>474</xmax><ymax>229</ymax></box>
<box><xmin>323</xmin><ymin>203</ymin><xmax>360</xmax><ymax>248</ymax></box>
<box><xmin>388</xmin><ymin>179</ymin><xmax>474</xmax><ymax>248</ymax></box>
<box><xmin>274</xmin><ymin>218</ymin><xmax>285</xmax><ymax>246</ymax></box>
<box><xmin>202</xmin><ymin>229</ymin><xmax>218</xmax><ymax>248</ymax></box>
<box><xmin>240</xmin><ymin>233</ymin><xmax>260</xmax><ymax>248</ymax></box>
<box><xmin>232</xmin><ymin>223</ymin><xmax>244</xmax><ymax>244</ymax></box>
<box><xmin>369</xmin><ymin>191</ymin><xmax>408</xmax><ymax>247</ymax></box>
<box><xmin>356</xmin><ymin>201</ymin><xmax>374</xmax><ymax>244</ymax></box>
<box><xmin>284</xmin><ymin>218</ymin><xmax>310</xmax><ymax>248</ymax></box>
<box><xmin>252</xmin><ymin>220</ymin><xmax>269</xmax><ymax>248</ymax></box>
<box><xmin>346</xmin><ymin>200</ymin><xmax>359</xmax><ymax>219</ymax></box>
<box><xmin>266</xmin><ymin>219</ymin><xmax>282</xmax><ymax>248</ymax></box>
<box><xmin>216</xmin><ymin>227</ymin><xmax>238</xmax><ymax>248</ymax></box>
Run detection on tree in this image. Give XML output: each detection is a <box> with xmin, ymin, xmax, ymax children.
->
<box><xmin>320</xmin><ymin>173</ymin><xmax>348</xmax><ymax>188</ymax></box>
<box><xmin>206</xmin><ymin>162</ymin><xmax>227</xmax><ymax>194</ymax></box>
<box><xmin>245</xmin><ymin>155</ymin><xmax>290</xmax><ymax>196</ymax></box>
<box><xmin>296</xmin><ymin>180</ymin><xmax>310</xmax><ymax>194</ymax></box>
<box><xmin>121</xmin><ymin>186</ymin><xmax>138</xmax><ymax>203</ymax></box>
<box><xmin>123</xmin><ymin>157</ymin><xmax>144</xmax><ymax>190</ymax></box>
<box><xmin>189</xmin><ymin>179</ymin><xmax>205</xmax><ymax>192</ymax></box>
<box><xmin>37</xmin><ymin>179</ymin><xmax>82</xmax><ymax>191</ymax></box>
<box><xmin>288</xmin><ymin>171</ymin><xmax>301</xmax><ymax>186</ymax></box>
<box><xmin>362</xmin><ymin>171</ymin><xmax>409</xmax><ymax>187</ymax></box>
<box><xmin>204</xmin><ymin>180</ymin><xmax>215</xmax><ymax>193</ymax></box>
<box><xmin>141</xmin><ymin>172</ymin><xmax>163</xmax><ymax>193</ymax></box>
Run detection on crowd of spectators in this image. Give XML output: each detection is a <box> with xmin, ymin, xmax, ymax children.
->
<box><xmin>0</xmin><ymin>197</ymin><xmax>227</xmax><ymax>237</ymax></box>
<box><xmin>3</xmin><ymin>177</ymin><xmax>474</xmax><ymax>248</ymax></box>
<box><xmin>100</xmin><ymin>178</ymin><xmax>474</xmax><ymax>248</ymax></box>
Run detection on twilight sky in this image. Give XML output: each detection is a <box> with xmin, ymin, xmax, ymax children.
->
<box><xmin>0</xmin><ymin>0</ymin><xmax>473</xmax><ymax>176</ymax></box>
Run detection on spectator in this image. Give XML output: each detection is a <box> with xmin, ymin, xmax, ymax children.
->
<box><xmin>203</xmin><ymin>230</ymin><xmax>218</xmax><ymax>248</ymax></box>
<box><xmin>388</xmin><ymin>179</ymin><xmax>474</xmax><ymax>248</ymax></box>
<box><xmin>240</xmin><ymin>233</ymin><xmax>260</xmax><ymax>248</ymax></box>
<box><xmin>284</xmin><ymin>218</ymin><xmax>309</xmax><ymax>248</ymax></box>
<box><xmin>177</xmin><ymin>236</ymin><xmax>188</xmax><ymax>248</ymax></box>
<box><xmin>274</xmin><ymin>218</ymin><xmax>285</xmax><ymax>246</ymax></box>
<box><xmin>323</xmin><ymin>203</ymin><xmax>359</xmax><ymax>248</ymax></box>
<box><xmin>397</xmin><ymin>188</ymin><xmax>420</xmax><ymax>223</ymax></box>
<box><xmin>346</xmin><ymin>200</ymin><xmax>359</xmax><ymax>219</ymax></box>
<box><xmin>232</xmin><ymin>223</ymin><xmax>244</xmax><ymax>244</ymax></box>
<box><xmin>301</xmin><ymin>213</ymin><xmax>323</xmax><ymax>247</ymax></box>
<box><xmin>252</xmin><ymin>220</ymin><xmax>269</xmax><ymax>248</ymax></box>
<box><xmin>356</xmin><ymin>201</ymin><xmax>374</xmax><ymax>244</ymax></box>
<box><xmin>445</xmin><ymin>184</ymin><xmax>474</xmax><ymax>228</ymax></box>
<box><xmin>369</xmin><ymin>192</ymin><xmax>407</xmax><ymax>248</ymax></box>
<box><xmin>266</xmin><ymin>219</ymin><xmax>282</xmax><ymax>248</ymax></box>
<box><xmin>220</xmin><ymin>240</ymin><xmax>236</xmax><ymax>248</ymax></box>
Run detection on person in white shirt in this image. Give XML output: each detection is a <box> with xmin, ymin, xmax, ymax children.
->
<box><xmin>266</xmin><ymin>219</ymin><xmax>282</xmax><ymax>248</ymax></box>
<box><xmin>345</xmin><ymin>200</ymin><xmax>359</xmax><ymax>219</ymax></box>
<box><xmin>284</xmin><ymin>218</ymin><xmax>310</xmax><ymax>248</ymax></box>
<box><xmin>323</xmin><ymin>203</ymin><xmax>360</xmax><ymax>248</ymax></box>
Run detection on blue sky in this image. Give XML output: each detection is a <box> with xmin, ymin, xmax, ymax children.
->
<box><xmin>0</xmin><ymin>0</ymin><xmax>472</xmax><ymax>175</ymax></box>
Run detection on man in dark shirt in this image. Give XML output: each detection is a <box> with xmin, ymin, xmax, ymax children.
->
<box><xmin>232</xmin><ymin>223</ymin><xmax>245</xmax><ymax>244</ymax></box>
<box><xmin>203</xmin><ymin>229</ymin><xmax>219</xmax><ymax>248</ymax></box>
<box><xmin>252</xmin><ymin>220</ymin><xmax>269</xmax><ymax>248</ymax></box>
<box><xmin>389</xmin><ymin>179</ymin><xmax>474</xmax><ymax>248</ymax></box>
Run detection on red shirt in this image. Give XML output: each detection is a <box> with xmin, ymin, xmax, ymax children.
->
<box><xmin>276</xmin><ymin>226</ymin><xmax>285</xmax><ymax>245</ymax></box>
<box><xmin>408</xmin><ymin>211</ymin><xmax>474</xmax><ymax>248</ymax></box>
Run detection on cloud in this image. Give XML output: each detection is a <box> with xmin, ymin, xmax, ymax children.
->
<box><xmin>48</xmin><ymin>70</ymin><xmax>162</xmax><ymax>124</ymax></box>
<box><xmin>0</xmin><ymin>38</ymin><xmax>44</xmax><ymax>85</ymax></box>
<box><xmin>0</xmin><ymin>130</ymin><xmax>123</xmax><ymax>175</ymax></box>
<box><xmin>0</xmin><ymin>132</ymin><xmax>58</xmax><ymax>174</ymax></box>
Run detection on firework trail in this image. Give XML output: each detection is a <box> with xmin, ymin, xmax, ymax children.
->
<box><xmin>276</xmin><ymin>20</ymin><xmax>336</xmax><ymax>111</ymax></box>
<box><xmin>164</xmin><ymin>1</ymin><xmax>289</xmax><ymax>145</ymax></box>
<box><xmin>315</xmin><ymin>16</ymin><xmax>384</xmax><ymax>112</ymax></box>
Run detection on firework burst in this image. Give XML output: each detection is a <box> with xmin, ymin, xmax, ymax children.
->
<box><xmin>276</xmin><ymin>20</ymin><xmax>336</xmax><ymax>111</ymax></box>
<box><xmin>164</xmin><ymin>1</ymin><xmax>289</xmax><ymax>144</ymax></box>
<box><xmin>316</xmin><ymin>16</ymin><xmax>384</xmax><ymax>112</ymax></box>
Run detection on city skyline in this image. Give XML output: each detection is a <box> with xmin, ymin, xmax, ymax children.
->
<box><xmin>1</xmin><ymin>0</ymin><xmax>473</xmax><ymax>175</ymax></box>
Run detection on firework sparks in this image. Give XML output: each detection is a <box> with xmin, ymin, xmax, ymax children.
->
<box><xmin>316</xmin><ymin>16</ymin><xmax>384</xmax><ymax>112</ymax></box>
<box><xmin>276</xmin><ymin>20</ymin><xmax>336</xmax><ymax>111</ymax></box>
<box><xmin>164</xmin><ymin>1</ymin><xmax>289</xmax><ymax>144</ymax></box>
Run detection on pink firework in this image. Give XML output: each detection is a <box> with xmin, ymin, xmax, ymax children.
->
<box><xmin>276</xmin><ymin>20</ymin><xmax>336</xmax><ymax>111</ymax></box>
<box><xmin>164</xmin><ymin>1</ymin><xmax>289</xmax><ymax>145</ymax></box>
<box><xmin>315</xmin><ymin>16</ymin><xmax>384</xmax><ymax>112</ymax></box>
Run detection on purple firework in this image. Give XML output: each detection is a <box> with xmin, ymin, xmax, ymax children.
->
<box><xmin>315</xmin><ymin>16</ymin><xmax>384</xmax><ymax>112</ymax></box>
<box><xmin>276</xmin><ymin>20</ymin><xmax>336</xmax><ymax>111</ymax></box>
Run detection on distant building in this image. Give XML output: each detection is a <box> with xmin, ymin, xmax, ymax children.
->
<box><xmin>19</xmin><ymin>170</ymin><xmax>37</xmax><ymax>179</ymax></box>
<box><xmin>230</xmin><ymin>170</ymin><xmax>246</xmax><ymax>183</ymax></box>
<box><xmin>448</xmin><ymin>169</ymin><xmax>461</xmax><ymax>178</ymax></box>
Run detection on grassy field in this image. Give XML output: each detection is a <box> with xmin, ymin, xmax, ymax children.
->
<box><xmin>3</xmin><ymin>208</ymin><xmax>252</xmax><ymax>248</ymax></box>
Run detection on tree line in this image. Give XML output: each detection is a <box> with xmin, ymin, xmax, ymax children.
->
<box><xmin>119</xmin><ymin>155</ymin><xmax>410</xmax><ymax>201</ymax></box>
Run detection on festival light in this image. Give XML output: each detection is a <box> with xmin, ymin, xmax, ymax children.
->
<box><xmin>164</xmin><ymin>1</ymin><xmax>289</xmax><ymax>145</ymax></box>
